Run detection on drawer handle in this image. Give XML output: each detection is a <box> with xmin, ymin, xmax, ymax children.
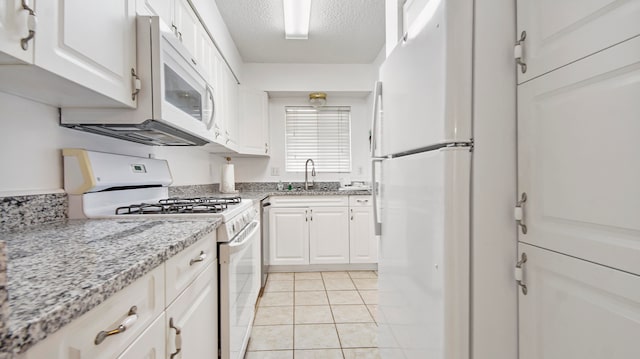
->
<box><xmin>189</xmin><ymin>250</ymin><xmax>207</xmax><ymax>266</ymax></box>
<box><xmin>94</xmin><ymin>306</ymin><xmax>138</xmax><ymax>345</ymax></box>
<box><xmin>356</xmin><ymin>199</ymin><xmax>369</xmax><ymax>203</ymax></box>
<box><xmin>169</xmin><ymin>318</ymin><xmax>182</xmax><ymax>359</ymax></box>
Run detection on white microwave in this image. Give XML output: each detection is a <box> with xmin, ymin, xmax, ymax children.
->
<box><xmin>62</xmin><ymin>16</ymin><xmax>215</xmax><ymax>146</ymax></box>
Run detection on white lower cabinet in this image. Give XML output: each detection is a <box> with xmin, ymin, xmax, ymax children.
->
<box><xmin>348</xmin><ymin>196</ymin><xmax>377</xmax><ymax>264</ymax></box>
<box><xmin>166</xmin><ymin>261</ymin><xmax>218</xmax><ymax>359</ymax></box>
<box><xmin>269</xmin><ymin>207</ymin><xmax>309</xmax><ymax>265</ymax></box>
<box><xmin>268</xmin><ymin>196</ymin><xmax>377</xmax><ymax>266</ymax></box>
<box><xmin>19</xmin><ymin>236</ymin><xmax>218</xmax><ymax>359</ymax></box>
<box><xmin>20</xmin><ymin>265</ymin><xmax>165</xmax><ymax>359</ymax></box>
<box><xmin>309</xmin><ymin>207</ymin><xmax>350</xmax><ymax>264</ymax></box>
<box><xmin>118</xmin><ymin>314</ymin><xmax>166</xmax><ymax>359</ymax></box>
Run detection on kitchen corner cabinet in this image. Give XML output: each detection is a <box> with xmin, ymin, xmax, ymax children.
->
<box><xmin>0</xmin><ymin>0</ymin><xmax>138</xmax><ymax>107</ymax></box>
<box><xmin>238</xmin><ymin>87</ymin><xmax>270</xmax><ymax>156</ymax></box>
<box><xmin>349</xmin><ymin>196</ymin><xmax>378</xmax><ymax>263</ymax></box>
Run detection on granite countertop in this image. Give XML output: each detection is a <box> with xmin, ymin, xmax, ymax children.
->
<box><xmin>0</xmin><ymin>217</ymin><xmax>221</xmax><ymax>357</ymax></box>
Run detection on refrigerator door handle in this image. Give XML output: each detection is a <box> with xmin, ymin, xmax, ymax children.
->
<box><xmin>371</xmin><ymin>157</ymin><xmax>384</xmax><ymax>235</ymax></box>
<box><xmin>370</xmin><ymin>81</ymin><xmax>382</xmax><ymax>157</ymax></box>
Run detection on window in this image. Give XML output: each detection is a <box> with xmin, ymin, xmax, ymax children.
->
<box><xmin>285</xmin><ymin>106</ymin><xmax>352</xmax><ymax>172</ymax></box>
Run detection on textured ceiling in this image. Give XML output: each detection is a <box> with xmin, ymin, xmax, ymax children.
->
<box><xmin>214</xmin><ymin>0</ymin><xmax>385</xmax><ymax>63</ymax></box>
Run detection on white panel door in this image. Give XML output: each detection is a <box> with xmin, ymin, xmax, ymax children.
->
<box><xmin>35</xmin><ymin>0</ymin><xmax>137</xmax><ymax>107</ymax></box>
<box><xmin>0</xmin><ymin>0</ymin><xmax>33</xmax><ymax>64</ymax></box>
<box><xmin>117</xmin><ymin>314</ymin><xmax>166</xmax><ymax>359</ymax></box>
<box><xmin>516</xmin><ymin>0</ymin><xmax>640</xmax><ymax>83</ymax></box>
<box><xmin>165</xmin><ymin>262</ymin><xmax>218</xmax><ymax>359</ymax></box>
<box><xmin>309</xmin><ymin>206</ymin><xmax>350</xmax><ymax>264</ymax></box>
<box><xmin>378</xmin><ymin>148</ymin><xmax>470</xmax><ymax>359</ymax></box>
<box><xmin>349</xmin><ymin>206</ymin><xmax>378</xmax><ymax>264</ymax></box>
<box><xmin>518</xmin><ymin>243</ymin><xmax>640</xmax><ymax>359</ymax></box>
<box><xmin>173</xmin><ymin>0</ymin><xmax>198</xmax><ymax>60</ymax></box>
<box><xmin>269</xmin><ymin>207</ymin><xmax>309</xmax><ymax>265</ymax></box>
<box><xmin>238</xmin><ymin>87</ymin><xmax>269</xmax><ymax>156</ymax></box>
<box><xmin>517</xmin><ymin>36</ymin><xmax>640</xmax><ymax>276</ymax></box>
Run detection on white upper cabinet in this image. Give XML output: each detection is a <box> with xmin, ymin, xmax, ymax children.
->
<box><xmin>35</xmin><ymin>0</ymin><xmax>137</xmax><ymax>107</ymax></box>
<box><xmin>173</xmin><ymin>0</ymin><xmax>198</xmax><ymax>61</ymax></box>
<box><xmin>238</xmin><ymin>87</ymin><xmax>270</xmax><ymax>156</ymax></box>
<box><xmin>0</xmin><ymin>0</ymin><xmax>34</xmax><ymax>64</ymax></box>
<box><xmin>0</xmin><ymin>0</ymin><xmax>138</xmax><ymax>107</ymax></box>
<box><xmin>516</xmin><ymin>0</ymin><xmax>640</xmax><ymax>83</ymax></box>
<box><xmin>136</xmin><ymin>0</ymin><xmax>172</xmax><ymax>28</ymax></box>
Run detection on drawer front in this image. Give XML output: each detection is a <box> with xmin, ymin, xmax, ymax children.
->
<box><xmin>349</xmin><ymin>196</ymin><xmax>372</xmax><ymax>207</ymax></box>
<box><xmin>269</xmin><ymin>196</ymin><xmax>349</xmax><ymax>207</ymax></box>
<box><xmin>165</xmin><ymin>232</ymin><xmax>217</xmax><ymax>306</ymax></box>
<box><xmin>23</xmin><ymin>265</ymin><xmax>165</xmax><ymax>359</ymax></box>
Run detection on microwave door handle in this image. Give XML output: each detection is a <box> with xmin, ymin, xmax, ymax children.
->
<box><xmin>206</xmin><ymin>85</ymin><xmax>215</xmax><ymax>130</ymax></box>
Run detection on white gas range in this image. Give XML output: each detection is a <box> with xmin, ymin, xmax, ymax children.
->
<box><xmin>63</xmin><ymin>149</ymin><xmax>260</xmax><ymax>359</ymax></box>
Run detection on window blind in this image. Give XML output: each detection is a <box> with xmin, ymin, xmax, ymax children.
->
<box><xmin>285</xmin><ymin>106</ymin><xmax>352</xmax><ymax>172</ymax></box>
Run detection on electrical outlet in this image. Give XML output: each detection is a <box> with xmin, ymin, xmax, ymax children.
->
<box><xmin>271</xmin><ymin>167</ymin><xmax>280</xmax><ymax>176</ymax></box>
<box><xmin>358</xmin><ymin>166</ymin><xmax>363</xmax><ymax>175</ymax></box>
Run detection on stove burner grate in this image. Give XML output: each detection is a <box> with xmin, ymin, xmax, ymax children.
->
<box><xmin>115</xmin><ymin>196</ymin><xmax>241</xmax><ymax>215</ymax></box>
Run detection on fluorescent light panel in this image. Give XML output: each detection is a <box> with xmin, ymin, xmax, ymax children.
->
<box><xmin>283</xmin><ymin>0</ymin><xmax>311</xmax><ymax>39</ymax></box>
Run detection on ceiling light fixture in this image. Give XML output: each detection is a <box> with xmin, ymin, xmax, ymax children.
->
<box><xmin>309</xmin><ymin>92</ymin><xmax>327</xmax><ymax>107</ymax></box>
<box><xmin>283</xmin><ymin>0</ymin><xmax>311</xmax><ymax>40</ymax></box>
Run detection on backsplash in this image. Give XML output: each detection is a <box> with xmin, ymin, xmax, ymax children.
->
<box><xmin>0</xmin><ymin>194</ymin><xmax>67</xmax><ymax>233</ymax></box>
<box><xmin>168</xmin><ymin>184</ymin><xmax>218</xmax><ymax>197</ymax></box>
<box><xmin>169</xmin><ymin>182</ymin><xmax>341</xmax><ymax>195</ymax></box>
<box><xmin>0</xmin><ymin>241</ymin><xmax>7</xmax><ymax>338</ymax></box>
<box><xmin>236</xmin><ymin>182</ymin><xmax>340</xmax><ymax>192</ymax></box>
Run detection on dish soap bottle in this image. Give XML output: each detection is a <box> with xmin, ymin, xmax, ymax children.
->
<box><xmin>287</xmin><ymin>182</ymin><xmax>292</xmax><ymax>190</ymax></box>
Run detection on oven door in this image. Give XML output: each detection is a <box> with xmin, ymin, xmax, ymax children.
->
<box><xmin>157</xmin><ymin>34</ymin><xmax>215</xmax><ymax>140</ymax></box>
<box><xmin>219</xmin><ymin>220</ymin><xmax>261</xmax><ymax>359</ymax></box>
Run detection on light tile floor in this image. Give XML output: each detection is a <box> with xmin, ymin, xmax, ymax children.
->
<box><xmin>245</xmin><ymin>271</ymin><xmax>380</xmax><ymax>359</ymax></box>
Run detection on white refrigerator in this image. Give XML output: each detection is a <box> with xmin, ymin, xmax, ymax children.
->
<box><xmin>372</xmin><ymin>1</ymin><xmax>474</xmax><ymax>358</ymax></box>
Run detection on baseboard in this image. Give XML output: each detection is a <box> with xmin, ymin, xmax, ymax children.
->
<box><xmin>267</xmin><ymin>263</ymin><xmax>378</xmax><ymax>273</ymax></box>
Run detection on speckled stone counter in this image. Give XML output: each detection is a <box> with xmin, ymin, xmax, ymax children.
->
<box><xmin>0</xmin><ymin>218</ymin><xmax>220</xmax><ymax>356</ymax></box>
<box><xmin>0</xmin><ymin>193</ymin><xmax>67</xmax><ymax>233</ymax></box>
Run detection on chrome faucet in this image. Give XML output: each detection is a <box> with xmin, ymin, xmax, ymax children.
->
<box><xmin>305</xmin><ymin>159</ymin><xmax>316</xmax><ymax>190</ymax></box>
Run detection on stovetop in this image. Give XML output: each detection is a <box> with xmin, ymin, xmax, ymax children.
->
<box><xmin>115</xmin><ymin>196</ymin><xmax>242</xmax><ymax>216</ymax></box>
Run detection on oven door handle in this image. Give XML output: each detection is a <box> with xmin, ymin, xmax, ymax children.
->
<box><xmin>225</xmin><ymin>220</ymin><xmax>260</xmax><ymax>256</ymax></box>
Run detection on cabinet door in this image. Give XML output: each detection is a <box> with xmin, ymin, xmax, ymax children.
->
<box><xmin>224</xmin><ymin>66</ymin><xmax>239</xmax><ymax>148</ymax></box>
<box><xmin>309</xmin><ymin>207</ymin><xmax>350</xmax><ymax>264</ymax></box>
<box><xmin>0</xmin><ymin>0</ymin><xmax>33</xmax><ymax>63</ymax></box>
<box><xmin>117</xmin><ymin>314</ymin><xmax>166</xmax><ymax>359</ymax></box>
<box><xmin>516</xmin><ymin>0</ymin><xmax>640</xmax><ymax>83</ymax></box>
<box><xmin>35</xmin><ymin>0</ymin><xmax>137</xmax><ymax>107</ymax></box>
<box><xmin>136</xmin><ymin>0</ymin><xmax>172</xmax><ymax>27</ymax></box>
<box><xmin>519</xmin><ymin>243</ymin><xmax>640</xmax><ymax>359</ymax></box>
<box><xmin>349</xmin><ymin>206</ymin><xmax>378</xmax><ymax>263</ymax></box>
<box><xmin>238</xmin><ymin>87</ymin><xmax>270</xmax><ymax>156</ymax></box>
<box><xmin>269</xmin><ymin>207</ymin><xmax>309</xmax><ymax>265</ymax></box>
<box><xmin>165</xmin><ymin>262</ymin><xmax>218</xmax><ymax>359</ymax></box>
<box><xmin>517</xmin><ymin>36</ymin><xmax>640</xmax><ymax>275</ymax></box>
<box><xmin>173</xmin><ymin>0</ymin><xmax>198</xmax><ymax>61</ymax></box>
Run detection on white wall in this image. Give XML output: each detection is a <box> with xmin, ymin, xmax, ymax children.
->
<box><xmin>242</xmin><ymin>63</ymin><xmax>378</xmax><ymax>92</ymax></box>
<box><xmin>0</xmin><ymin>92</ymin><xmax>222</xmax><ymax>196</ymax></box>
<box><xmin>232</xmin><ymin>95</ymin><xmax>372</xmax><ymax>184</ymax></box>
